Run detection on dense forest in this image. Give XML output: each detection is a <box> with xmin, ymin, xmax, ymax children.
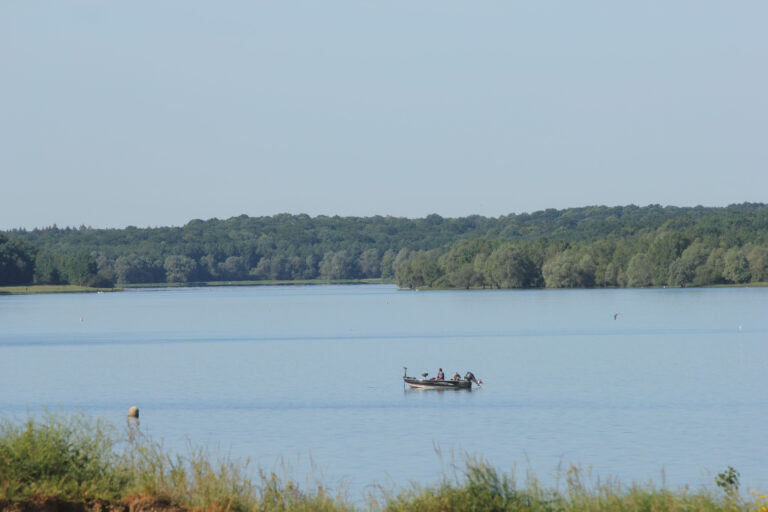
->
<box><xmin>2</xmin><ymin>203</ymin><xmax>768</xmax><ymax>289</ymax></box>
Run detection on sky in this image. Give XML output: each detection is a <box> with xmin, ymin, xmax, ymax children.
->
<box><xmin>1</xmin><ymin>1</ymin><xmax>766</xmax><ymax>230</ymax></box>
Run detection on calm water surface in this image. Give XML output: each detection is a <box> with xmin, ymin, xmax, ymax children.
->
<box><xmin>1</xmin><ymin>285</ymin><xmax>766</xmax><ymax>496</ymax></box>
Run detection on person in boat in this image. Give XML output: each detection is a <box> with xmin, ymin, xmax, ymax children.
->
<box><xmin>435</xmin><ymin>368</ymin><xmax>445</xmax><ymax>380</ymax></box>
<box><xmin>452</xmin><ymin>372</ymin><xmax>461</xmax><ymax>381</ymax></box>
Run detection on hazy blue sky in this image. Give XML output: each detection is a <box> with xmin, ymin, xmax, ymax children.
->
<box><xmin>2</xmin><ymin>1</ymin><xmax>766</xmax><ymax>230</ymax></box>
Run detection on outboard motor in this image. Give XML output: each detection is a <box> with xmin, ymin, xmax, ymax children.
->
<box><xmin>465</xmin><ymin>371</ymin><xmax>479</xmax><ymax>385</ymax></box>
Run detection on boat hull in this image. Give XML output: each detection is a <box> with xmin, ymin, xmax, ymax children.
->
<box><xmin>403</xmin><ymin>377</ymin><xmax>472</xmax><ymax>390</ymax></box>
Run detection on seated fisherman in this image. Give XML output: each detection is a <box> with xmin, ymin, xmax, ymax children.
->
<box><xmin>435</xmin><ymin>368</ymin><xmax>445</xmax><ymax>380</ymax></box>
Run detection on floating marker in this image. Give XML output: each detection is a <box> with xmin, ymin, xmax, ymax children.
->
<box><xmin>128</xmin><ymin>406</ymin><xmax>139</xmax><ymax>418</ymax></box>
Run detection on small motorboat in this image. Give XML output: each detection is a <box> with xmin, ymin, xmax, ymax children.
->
<box><xmin>403</xmin><ymin>367</ymin><xmax>480</xmax><ymax>390</ymax></box>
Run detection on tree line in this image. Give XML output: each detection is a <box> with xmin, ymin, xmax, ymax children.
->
<box><xmin>2</xmin><ymin>203</ymin><xmax>767</xmax><ymax>288</ymax></box>
<box><xmin>0</xmin><ymin>233</ymin><xmax>112</xmax><ymax>287</ymax></box>
<box><xmin>394</xmin><ymin>235</ymin><xmax>768</xmax><ymax>289</ymax></box>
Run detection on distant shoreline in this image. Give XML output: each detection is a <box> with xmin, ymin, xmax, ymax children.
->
<box><xmin>0</xmin><ymin>285</ymin><xmax>121</xmax><ymax>295</ymax></box>
<box><xmin>0</xmin><ymin>278</ymin><xmax>392</xmax><ymax>295</ymax></box>
<box><xmin>2</xmin><ymin>279</ymin><xmax>765</xmax><ymax>295</ymax></box>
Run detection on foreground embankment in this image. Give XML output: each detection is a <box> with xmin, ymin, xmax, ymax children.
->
<box><xmin>1</xmin><ymin>414</ymin><xmax>766</xmax><ymax>512</ymax></box>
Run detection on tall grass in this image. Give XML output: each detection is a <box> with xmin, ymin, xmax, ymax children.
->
<box><xmin>379</xmin><ymin>459</ymin><xmax>737</xmax><ymax>512</ymax></box>
<box><xmin>0</xmin><ymin>414</ymin><xmax>765</xmax><ymax>511</ymax></box>
<box><xmin>0</xmin><ymin>414</ymin><xmax>347</xmax><ymax>511</ymax></box>
<box><xmin>0</xmin><ymin>413</ymin><xmax>128</xmax><ymax>501</ymax></box>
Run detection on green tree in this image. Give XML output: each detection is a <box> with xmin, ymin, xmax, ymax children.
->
<box><xmin>440</xmin><ymin>239</ymin><xmax>493</xmax><ymax>289</ymax></box>
<box><xmin>358</xmin><ymin>249</ymin><xmax>381</xmax><ymax>278</ymax></box>
<box><xmin>218</xmin><ymin>256</ymin><xmax>248</xmax><ymax>280</ymax></box>
<box><xmin>577</xmin><ymin>254</ymin><xmax>596</xmax><ymax>287</ymax></box>
<box><xmin>198</xmin><ymin>254</ymin><xmax>220</xmax><ymax>281</ymax></box>
<box><xmin>646</xmin><ymin>232</ymin><xmax>690</xmax><ymax>285</ymax></box>
<box><xmin>392</xmin><ymin>248</ymin><xmax>410</xmax><ymax>274</ymax></box>
<box><xmin>449</xmin><ymin>263</ymin><xmax>478</xmax><ymax>289</ymax></box>
<box><xmin>395</xmin><ymin>252</ymin><xmax>442</xmax><ymax>288</ymax></box>
<box><xmin>60</xmin><ymin>253</ymin><xmax>99</xmax><ymax>286</ymax></box>
<box><xmin>95</xmin><ymin>253</ymin><xmax>116</xmax><ymax>285</ymax></box>
<box><xmin>249</xmin><ymin>257</ymin><xmax>270</xmax><ymax>280</ymax></box>
<box><xmin>302</xmin><ymin>254</ymin><xmax>319</xmax><ymax>279</ymax></box>
<box><xmin>319</xmin><ymin>250</ymin><xmax>360</xmax><ymax>280</ymax></box>
<box><xmin>599</xmin><ymin>262</ymin><xmax>619</xmax><ymax>287</ymax></box>
<box><xmin>441</xmin><ymin>239</ymin><xmax>493</xmax><ymax>275</ymax></box>
<box><xmin>668</xmin><ymin>242</ymin><xmax>709</xmax><ymax>287</ymax></box>
<box><xmin>542</xmin><ymin>252</ymin><xmax>594</xmax><ymax>288</ymax></box>
<box><xmin>269</xmin><ymin>255</ymin><xmax>291</xmax><ymax>280</ymax></box>
<box><xmin>610</xmin><ymin>239</ymin><xmax>637</xmax><ymax>286</ymax></box>
<box><xmin>694</xmin><ymin>248</ymin><xmax>726</xmax><ymax>285</ymax></box>
<box><xmin>747</xmin><ymin>246</ymin><xmax>768</xmax><ymax>283</ymax></box>
<box><xmin>624</xmin><ymin>253</ymin><xmax>653</xmax><ymax>288</ymax></box>
<box><xmin>115</xmin><ymin>255</ymin><xmax>163</xmax><ymax>284</ymax></box>
<box><xmin>484</xmin><ymin>244</ymin><xmax>541</xmax><ymax>289</ymax></box>
<box><xmin>380</xmin><ymin>249</ymin><xmax>396</xmax><ymax>279</ymax></box>
<box><xmin>723</xmin><ymin>248</ymin><xmax>750</xmax><ymax>284</ymax></box>
<box><xmin>0</xmin><ymin>234</ymin><xmax>35</xmax><ymax>285</ymax></box>
<box><xmin>33</xmin><ymin>253</ymin><xmax>63</xmax><ymax>284</ymax></box>
<box><xmin>472</xmin><ymin>252</ymin><xmax>490</xmax><ymax>289</ymax></box>
<box><xmin>287</xmin><ymin>256</ymin><xmax>305</xmax><ymax>279</ymax></box>
<box><xmin>164</xmin><ymin>255</ymin><xmax>197</xmax><ymax>283</ymax></box>
<box><xmin>587</xmin><ymin>240</ymin><xmax>617</xmax><ymax>287</ymax></box>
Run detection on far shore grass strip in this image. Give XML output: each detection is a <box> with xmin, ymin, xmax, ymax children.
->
<box><xmin>413</xmin><ymin>281</ymin><xmax>768</xmax><ymax>291</ymax></box>
<box><xmin>0</xmin><ymin>279</ymin><xmax>391</xmax><ymax>295</ymax></box>
<box><xmin>122</xmin><ymin>277</ymin><xmax>391</xmax><ymax>288</ymax></box>
<box><xmin>2</xmin><ymin>279</ymin><xmax>762</xmax><ymax>296</ymax></box>
<box><xmin>0</xmin><ymin>284</ymin><xmax>121</xmax><ymax>295</ymax></box>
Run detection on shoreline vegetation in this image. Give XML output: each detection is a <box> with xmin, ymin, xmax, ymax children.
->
<box><xmin>121</xmin><ymin>277</ymin><xmax>392</xmax><ymax>289</ymax></box>
<box><xmin>0</xmin><ymin>414</ymin><xmax>766</xmax><ymax>512</ymax></box>
<box><xmin>3</xmin><ymin>204</ymin><xmax>768</xmax><ymax>292</ymax></box>
<box><xmin>0</xmin><ymin>285</ymin><xmax>121</xmax><ymax>295</ymax></box>
<box><xmin>0</xmin><ymin>278</ymin><xmax>392</xmax><ymax>295</ymax></box>
<box><xmin>2</xmin><ymin>279</ymin><xmax>765</xmax><ymax>296</ymax></box>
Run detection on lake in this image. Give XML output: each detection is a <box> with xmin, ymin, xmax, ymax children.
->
<box><xmin>1</xmin><ymin>284</ymin><xmax>766</xmax><ymax>497</ymax></box>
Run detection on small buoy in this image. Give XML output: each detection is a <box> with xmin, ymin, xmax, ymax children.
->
<box><xmin>128</xmin><ymin>406</ymin><xmax>139</xmax><ymax>418</ymax></box>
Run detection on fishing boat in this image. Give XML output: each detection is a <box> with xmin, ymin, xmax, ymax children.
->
<box><xmin>402</xmin><ymin>367</ymin><xmax>480</xmax><ymax>390</ymax></box>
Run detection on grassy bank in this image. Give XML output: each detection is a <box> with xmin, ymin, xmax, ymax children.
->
<box><xmin>0</xmin><ymin>279</ymin><xmax>392</xmax><ymax>295</ymax></box>
<box><xmin>3</xmin><ymin>280</ymin><xmax>760</xmax><ymax>295</ymax></box>
<box><xmin>0</xmin><ymin>414</ymin><xmax>765</xmax><ymax>512</ymax></box>
<box><xmin>0</xmin><ymin>285</ymin><xmax>120</xmax><ymax>295</ymax></box>
<box><xmin>122</xmin><ymin>278</ymin><xmax>392</xmax><ymax>288</ymax></box>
